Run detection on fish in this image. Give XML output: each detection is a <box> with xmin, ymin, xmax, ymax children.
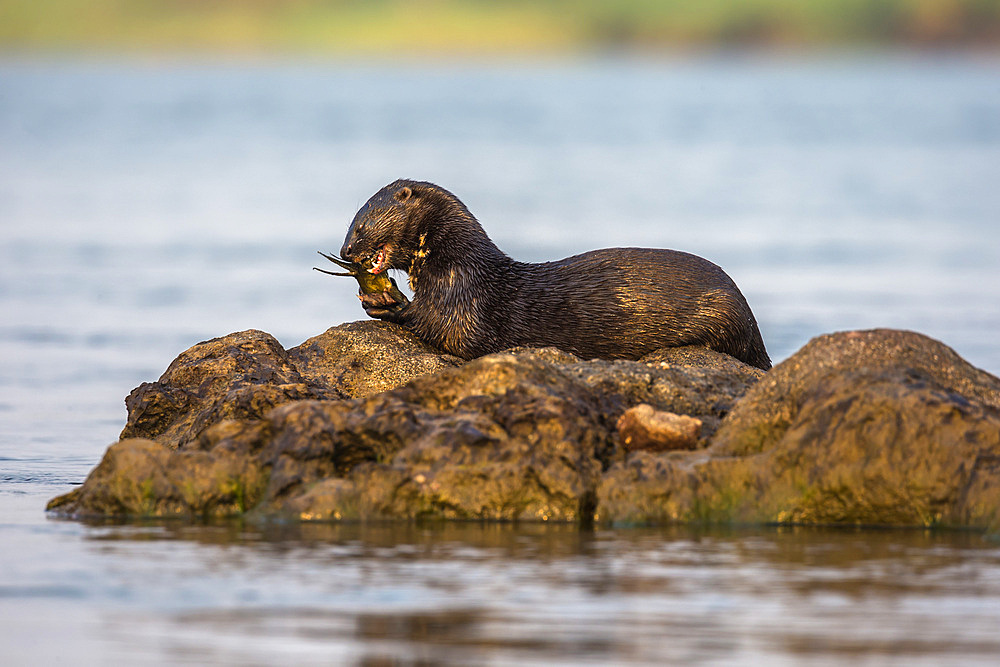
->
<box><xmin>314</xmin><ymin>251</ymin><xmax>410</xmax><ymax>310</ymax></box>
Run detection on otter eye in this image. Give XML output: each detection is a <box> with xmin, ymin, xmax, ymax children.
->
<box><xmin>394</xmin><ymin>187</ymin><xmax>413</xmax><ymax>202</ymax></box>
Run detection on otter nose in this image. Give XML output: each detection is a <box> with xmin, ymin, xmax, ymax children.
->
<box><xmin>341</xmin><ymin>241</ymin><xmax>354</xmax><ymax>260</ymax></box>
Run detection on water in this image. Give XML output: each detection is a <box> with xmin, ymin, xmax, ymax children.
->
<box><xmin>4</xmin><ymin>509</ymin><xmax>1000</xmax><ymax>666</ymax></box>
<box><xmin>2</xmin><ymin>55</ymin><xmax>1000</xmax><ymax>664</ymax></box>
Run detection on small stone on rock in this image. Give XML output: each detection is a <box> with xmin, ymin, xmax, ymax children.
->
<box><xmin>617</xmin><ymin>404</ymin><xmax>702</xmax><ymax>452</ymax></box>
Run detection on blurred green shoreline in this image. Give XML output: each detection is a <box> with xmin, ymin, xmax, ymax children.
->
<box><xmin>3</xmin><ymin>0</ymin><xmax>999</xmax><ymax>55</ymax></box>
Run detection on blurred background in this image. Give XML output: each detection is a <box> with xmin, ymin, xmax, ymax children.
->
<box><xmin>2</xmin><ymin>0</ymin><xmax>999</xmax><ymax>444</ymax></box>
<box><xmin>3</xmin><ymin>2</ymin><xmax>1000</xmax><ymax>665</ymax></box>
<box><xmin>3</xmin><ymin>0</ymin><xmax>1000</xmax><ymax>53</ymax></box>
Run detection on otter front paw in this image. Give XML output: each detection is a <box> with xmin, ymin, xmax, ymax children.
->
<box><xmin>359</xmin><ymin>290</ymin><xmax>400</xmax><ymax>309</ymax></box>
<box><xmin>359</xmin><ymin>290</ymin><xmax>407</xmax><ymax>323</ymax></box>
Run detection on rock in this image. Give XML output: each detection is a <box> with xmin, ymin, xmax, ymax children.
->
<box><xmin>47</xmin><ymin>325</ymin><xmax>1000</xmax><ymax>532</ymax></box>
<box><xmin>119</xmin><ymin>322</ymin><xmax>462</xmax><ymax>450</ymax></box>
<box><xmin>48</xmin><ymin>329</ymin><xmax>760</xmax><ymax>521</ymax></box>
<box><xmin>598</xmin><ymin>329</ymin><xmax>1000</xmax><ymax>529</ymax></box>
<box><xmin>45</xmin><ymin>438</ymin><xmax>268</xmax><ymax>517</ymax></box>
<box><xmin>561</xmin><ymin>346</ymin><xmax>765</xmax><ymax>445</ymax></box>
<box><xmin>288</xmin><ymin>321</ymin><xmax>463</xmax><ymax>399</ymax></box>
<box><xmin>712</xmin><ymin>328</ymin><xmax>1000</xmax><ymax>457</ymax></box>
<box><xmin>261</xmin><ymin>348</ymin><xmax>756</xmax><ymax>522</ymax></box>
<box><xmin>618</xmin><ymin>405</ymin><xmax>702</xmax><ymax>452</ymax></box>
<box><xmin>119</xmin><ymin>330</ymin><xmax>329</xmax><ymax>450</ymax></box>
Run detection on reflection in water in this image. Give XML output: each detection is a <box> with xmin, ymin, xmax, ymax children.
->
<box><xmin>58</xmin><ymin>521</ymin><xmax>1000</xmax><ymax>665</ymax></box>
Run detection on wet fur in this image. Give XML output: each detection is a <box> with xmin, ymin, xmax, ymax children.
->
<box><xmin>341</xmin><ymin>179</ymin><xmax>771</xmax><ymax>370</ymax></box>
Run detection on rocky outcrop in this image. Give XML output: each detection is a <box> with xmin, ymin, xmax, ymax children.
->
<box><xmin>48</xmin><ymin>324</ymin><xmax>1000</xmax><ymax>532</ymax></box>
<box><xmin>599</xmin><ymin>330</ymin><xmax>1000</xmax><ymax>529</ymax></box>
<box><xmin>119</xmin><ymin>329</ymin><xmax>325</xmax><ymax>450</ymax></box>
<box><xmin>118</xmin><ymin>323</ymin><xmax>462</xmax><ymax>449</ymax></box>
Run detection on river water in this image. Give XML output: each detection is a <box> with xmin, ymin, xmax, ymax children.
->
<box><xmin>2</xmin><ymin>55</ymin><xmax>1000</xmax><ymax>664</ymax></box>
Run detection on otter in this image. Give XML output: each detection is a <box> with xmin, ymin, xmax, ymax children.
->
<box><xmin>339</xmin><ymin>179</ymin><xmax>771</xmax><ymax>370</ymax></box>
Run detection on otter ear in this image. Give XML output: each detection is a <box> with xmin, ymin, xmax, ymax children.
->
<box><xmin>394</xmin><ymin>187</ymin><xmax>413</xmax><ymax>203</ymax></box>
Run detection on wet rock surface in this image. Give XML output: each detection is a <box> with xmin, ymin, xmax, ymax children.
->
<box><xmin>49</xmin><ymin>325</ymin><xmax>1000</xmax><ymax>531</ymax></box>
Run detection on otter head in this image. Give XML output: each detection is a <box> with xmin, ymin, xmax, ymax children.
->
<box><xmin>340</xmin><ymin>180</ymin><xmax>422</xmax><ymax>275</ymax></box>
<box><xmin>341</xmin><ymin>179</ymin><xmax>462</xmax><ymax>278</ymax></box>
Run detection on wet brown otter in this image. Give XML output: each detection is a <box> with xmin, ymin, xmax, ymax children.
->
<box><xmin>339</xmin><ymin>179</ymin><xmax>771</xmax><ymax>370</ymax></box>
